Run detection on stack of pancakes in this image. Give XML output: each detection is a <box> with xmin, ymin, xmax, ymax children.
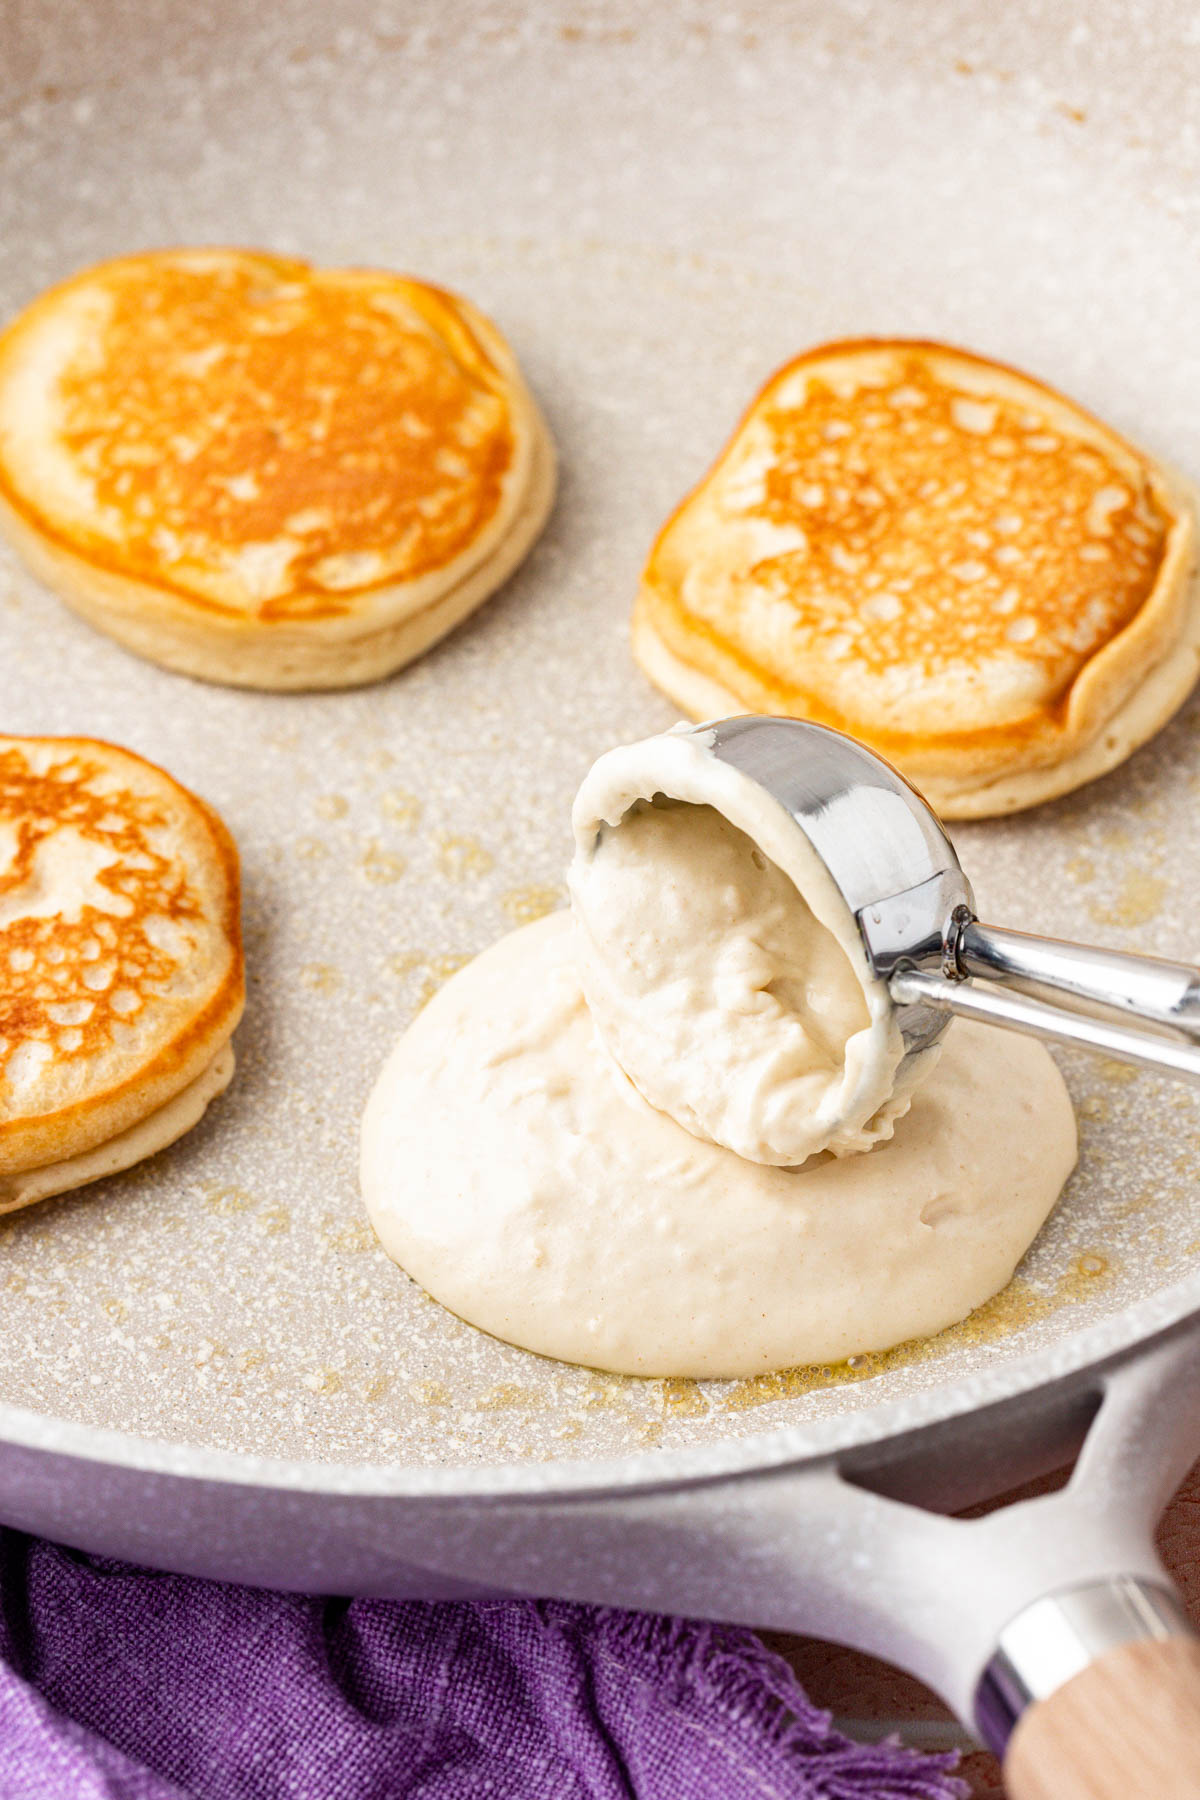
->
<box><xmin>635</xmin><ymin>340</ymin><xmax>1200</xmax><ymax>816</ymax></box>
<box><xmin>0</xmin><ymin>737</ymin><xmax>243</xmax><ymax>1211</ymax></box>
<box><xmin>0</xmin><ymin>249</ymin><xmax>556</xmax><ymax>689</ymax></box>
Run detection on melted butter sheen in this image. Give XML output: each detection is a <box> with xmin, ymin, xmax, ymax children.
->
<box><xmin>360</xmin><ymin>912</ymin><xmax>1078</xmax><ymax>1379</ymax></box>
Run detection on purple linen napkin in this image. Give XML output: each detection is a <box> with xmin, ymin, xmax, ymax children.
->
<box><xmin>0</xmin><ymin>1531</ymin><xmax>965</xmax><ymax>1800</ymax></box>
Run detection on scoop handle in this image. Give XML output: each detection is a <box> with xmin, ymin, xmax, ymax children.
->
<box><xmin>889</xmin><ymin>966</ymin><xmax>1200</xmax><ymax>1080</ymax></box>
<box><xmin>958</xmin><ymin>920</ymin><xmax>1200</xmax><ymax>1039</ymax></box>
<box><xmin>1005</xmin><ymin>1635</ymin><xmax>1200</xmax><ymax>1800</ymax></box>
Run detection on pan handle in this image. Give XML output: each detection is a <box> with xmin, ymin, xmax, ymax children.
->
<box><xmin>959</xmin><ymin>1326</ymin><xmax>1200</xmax><ymax>1795</ymax></box>
<box><xmin>355</xmin><ymin>1319</ymin><xmax>1200</xmax><ymax>1799</ymax></box>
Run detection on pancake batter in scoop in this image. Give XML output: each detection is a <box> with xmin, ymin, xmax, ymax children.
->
<box><xmin>571</xmin><ymin>799</ymin><xmax>870</xmax><ymax>1164</ymax></box>
<box><xmin>360</xmin><ymin>912</ymin><xmax>1076</xmax><ymax>1377</ymax></box>
<box><xmin>569</xmin><ymin>727</ymin><xmax>918</xmax><ymax>1164</ymax></box>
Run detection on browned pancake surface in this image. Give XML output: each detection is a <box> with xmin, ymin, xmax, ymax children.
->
<box><xmin>747</xmin><ymin>354</ymin><xmax>1169</xmax><ymax>704</ymax></box>
<box><xmin>0</xmin><ymin>737</ymin><xmax>243</xmax><ymax>1172</ymax></box>
<box><xmin>636</xmin><ymin>339</ymin><xmax>1198</xmax><ymax>812</ymax></box>
<box><xmin>0</xmin><ymin>251</ymin><xmax>520</xmax><ymax>620</ymax></box>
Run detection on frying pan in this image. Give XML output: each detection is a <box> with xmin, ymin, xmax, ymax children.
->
<box><xmin>3</xmin><ymin>1</ymin><xmax>1200</xmax><ymax>1791</ymax></box>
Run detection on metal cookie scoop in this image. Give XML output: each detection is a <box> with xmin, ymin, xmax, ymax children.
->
<box><xmin>699</xmin><ymin>715</ymin><xmax>1200</xmax><ymax>1083</ymax></box>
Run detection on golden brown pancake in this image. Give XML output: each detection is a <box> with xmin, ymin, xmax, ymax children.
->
<box><xmin>0</xmin><ymin>736</ymin><xmax>243</xmax><ymax>1208</ymax></box>
<box><xmin>634</xmin><ymin>339</ymin><xmax>1200</xmax><ymax>817</ymax></box>
<box><xmin>0</xmin><ymin>249</ymin><xmax>556</xmax><ymax>688</ymax></box>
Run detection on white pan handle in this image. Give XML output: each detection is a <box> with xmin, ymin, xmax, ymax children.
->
<box><xmin>753</xmin><ymin>1325</ymin><xmax>1200</xmax><ymax>1757</ymax></box>
<box><xmin>528</xmin><ymin>1325</ymin><xmax>1200</xmax><ymax>1783</ymax></box>
<box><xmin>959</xmin><ymin>1328</ymin><xmax>1200</xmax><ymax>1797</ymax></box>
<box><xmin>349</xmin><ymin>1320</ymin><xmax>1200</xmax><ymax>1800</ymax></box>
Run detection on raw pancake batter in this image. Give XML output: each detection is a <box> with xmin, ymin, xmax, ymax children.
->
<box><xmin>571</xmin><ymin>801</ymin><xmax>883</xmax><ymax>1164</ymax></box>
<box><xmin>570</xmin><ymin>727</ymin><xmax>915</xmax><ymax>1165</ymax></box>
<box><xmin>361</xmin><ymin>911</ymin><xmax>1077</xmax><ymax>1377</ymax></box>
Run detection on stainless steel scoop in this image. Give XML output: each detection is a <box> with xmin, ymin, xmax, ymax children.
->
<box><xmin>698</xmin><ymin>715</ymin><xmax>1200</xmax><ymax>1083</ymax></box>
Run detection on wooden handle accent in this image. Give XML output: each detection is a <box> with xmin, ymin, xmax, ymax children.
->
<box><xmin>1005</xmin><ymin>1636</ymin><xmax>1200</xmax><ymax>1800</ymax></box>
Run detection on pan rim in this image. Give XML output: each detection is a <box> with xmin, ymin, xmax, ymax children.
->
<box><xmin>3</xmin><ymin>1263</ymin><xmax>1198</xmax><ymax>1502</ymax></box>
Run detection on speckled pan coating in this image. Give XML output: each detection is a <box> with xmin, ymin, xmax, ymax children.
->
<box><xmin>1</xmin><ymin>0</ymin><xmax>1199</xmax><ymax>1475</ymax></box>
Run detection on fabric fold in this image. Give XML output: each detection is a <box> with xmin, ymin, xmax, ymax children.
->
<box><xmin>0</xmin><ymin>1532</ymin><xmax>965</xmax><ymax>1800</ymax></box>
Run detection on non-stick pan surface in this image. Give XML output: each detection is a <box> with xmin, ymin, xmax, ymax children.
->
<box><xmin>2</xmin><ymin>0</ymin><xmax>1199</xmax><ymax>1492</ymax></box>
